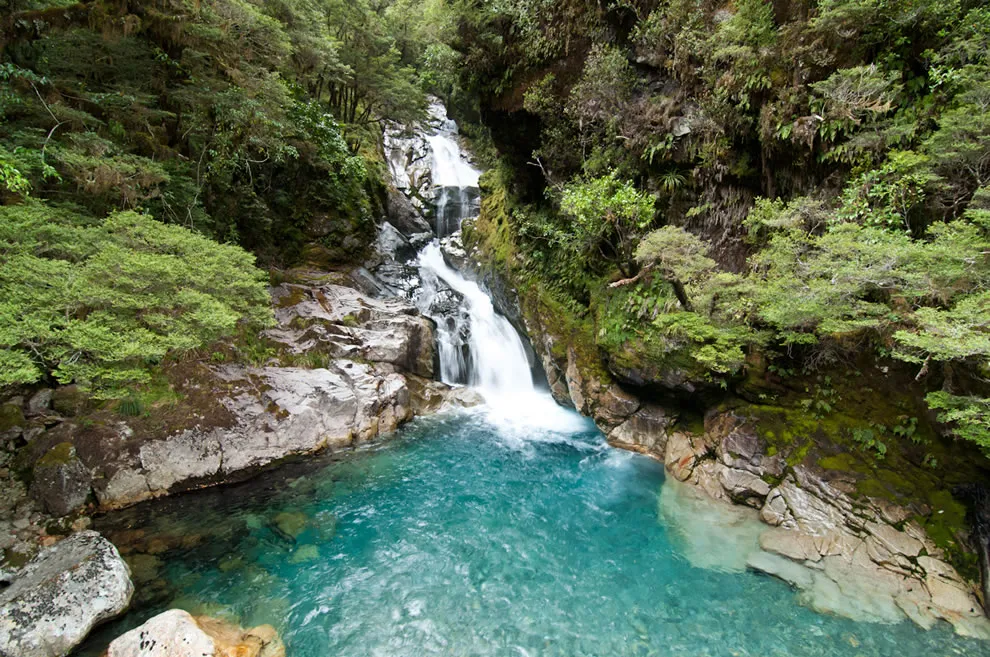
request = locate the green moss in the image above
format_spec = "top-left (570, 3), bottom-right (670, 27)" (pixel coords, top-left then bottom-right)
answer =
top-left (819, 453), bottom-right (861, 471)
top-left (0, 403), bottom-right (25, 432)
top-left (786, 439), bottom-right (813, 466)
top-left (276, 287), bottom-right (307, 309)
top-left (340, 313), bottom-right (360, 328)
top-left (36, 442), bottom-right (76, 468)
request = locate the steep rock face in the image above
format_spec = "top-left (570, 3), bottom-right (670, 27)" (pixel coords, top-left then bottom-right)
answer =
top-left (107, 609), bottom-right (285, 657)
top-left (0, 531), bottom-right (132, 657)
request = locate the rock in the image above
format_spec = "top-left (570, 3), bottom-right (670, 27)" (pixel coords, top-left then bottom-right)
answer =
top-left (273, 511), bottom-right (308, 540)
top-left (439, 231), bottom-right (469, 270)
top-left (0, 531), bottom-right (132, 657)
top-left (25, 389), bottom-right (53, 416)
top-left (719, 467), bottom-right (771, 505)
top-left (593, 384), bottom-right (640, 432)
top-left (0, 404), bottom-right (25, 434)
top-left (385, 187), bottom-right (432, 237)
top-left (51, 385), bottom-right (86, 417)
top-left (30, 442), bottom-right (92, 517)
top-left (759, 527), bottom-right (822, 562)
top-left (664, 431), bottom-right (702, 482)
top-left (107, 609), bottom-right (285, 657)
top-left (289, 544), bottom-right (320, 564)
top-left (375, 221), bottom-right (417, 262)
top-left (607, 404), bottom-right (672, 457)
top-left (269, 283), bottom-right (435, 378)
top-left (747, 550), bottom-right (815, 588)
top-left (92, 361), bottom-right (418, 509)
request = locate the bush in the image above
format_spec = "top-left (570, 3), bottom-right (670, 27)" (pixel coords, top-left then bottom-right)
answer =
top-left (0, 201), bottom-right (273, 396)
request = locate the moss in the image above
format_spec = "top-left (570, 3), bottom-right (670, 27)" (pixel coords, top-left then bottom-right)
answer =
top-left (0, 403), bottom-right (25, 432)
top-left (340, 313), bottom-right (360, 328)
top-left (36, 442), bottom-right (76, 468)
top-left (276, 286), bottom-right (307, 309)
top-left (786, 439), bottom-right (814, 466)
top-left (2, 549), bottom-right (30, 570)
top-left (819, 453), bottom-right (861, 472)
top-left (919, 489), bottom-right (976, 580)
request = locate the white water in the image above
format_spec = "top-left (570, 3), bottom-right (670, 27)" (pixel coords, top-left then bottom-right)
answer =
top-left (393, 101), bottom-right (586, 432)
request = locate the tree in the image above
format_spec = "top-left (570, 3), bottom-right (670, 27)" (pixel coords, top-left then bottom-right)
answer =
top-left (0, 201), bottom-right (273, 396)
top-left (633, 225), bottom-right (716, 311)
top-left (559, 173), bottom-right (655, 277)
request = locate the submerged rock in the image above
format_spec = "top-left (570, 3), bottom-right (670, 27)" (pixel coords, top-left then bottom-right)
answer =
top-left (0, 530), bottom-right (133, 657)
top-left (107, 609), bottom-right (285, 657)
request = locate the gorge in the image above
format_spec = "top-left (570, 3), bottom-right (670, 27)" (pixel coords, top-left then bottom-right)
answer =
top-left (3, 1), bottom-right (990, 656)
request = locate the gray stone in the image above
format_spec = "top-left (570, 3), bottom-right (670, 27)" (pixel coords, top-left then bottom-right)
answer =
top-left (25, 389), bottom-right (53, 416)
top-left (719, 467), bottom-right (771, 504)
top-left (30, 443), bottom-right (92, 517)
top-left (0, 531), bottom-right (133, 657)
top-left (385, 187), bottom-right (432, 237)
top-left (607, 404), bottom-right (672, 456)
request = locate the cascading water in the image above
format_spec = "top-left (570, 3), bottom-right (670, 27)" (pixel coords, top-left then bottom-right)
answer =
top-left (390, 101), bottom-right (579, 429)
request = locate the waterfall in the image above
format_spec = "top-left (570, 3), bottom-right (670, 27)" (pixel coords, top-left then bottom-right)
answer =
top-left (418, 243), bottom-right (534, 395)
top-left (390, 100), bottom-right (583, 428)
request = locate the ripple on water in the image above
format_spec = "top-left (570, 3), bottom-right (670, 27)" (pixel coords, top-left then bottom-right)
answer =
top-left (79, 410), bottom-right (990, 657)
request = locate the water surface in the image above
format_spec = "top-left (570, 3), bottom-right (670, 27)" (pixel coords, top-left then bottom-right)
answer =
top-left (80, 409), bottom-right (988, 657)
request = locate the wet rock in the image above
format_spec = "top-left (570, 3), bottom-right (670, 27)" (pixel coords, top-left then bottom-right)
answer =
top-left (30, 442), bottom-right (91, 517)
top-left (376, 221), bottom-right (419, 263)
top-left (289, 544), bottom-right (320, 564)
top-left (107, 609), bottom-right (285, 657)
top-left (385, 187), bottom-right (432, 237)
top-left (440, 231), bottom-right (468, 270)
top-left (0, 531), bottom-right (132, 657)
top-left (273, 511), bottom-right (308, 540)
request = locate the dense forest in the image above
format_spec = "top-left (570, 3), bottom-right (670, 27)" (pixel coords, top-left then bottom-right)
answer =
top-left (447, 0), bottom-right (990, 458)
top-left (0, 0), bottom-right (457, 396)
top-left (2, 0), bottom-right (990, 456)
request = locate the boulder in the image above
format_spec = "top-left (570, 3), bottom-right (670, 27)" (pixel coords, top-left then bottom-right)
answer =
top-left (51, 385), bottom-right (86, 417)
top-left (25, 389), bottom-right (53, 417)
top-left (30, 442), bottom-right (92, 516)
top-left (607, 404), bottom-right (672, 456)
top-left (0, 531), bottom-right (132, 657)
top-left (107, 609), bottom-right (285, 657)
top-left (385, 187), bottom-right (433, 238)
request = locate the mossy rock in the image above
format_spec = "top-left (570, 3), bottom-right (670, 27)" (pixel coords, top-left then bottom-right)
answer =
top-left (51, 385), bottom-right (87, 417)
top-left (0, 403), bottom-right (25, 433)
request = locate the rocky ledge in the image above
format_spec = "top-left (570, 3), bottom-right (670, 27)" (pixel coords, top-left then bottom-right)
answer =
top-left (10, 278), bottom-right (481, 516)
top-left (573, 373), bottom-right (989, 637)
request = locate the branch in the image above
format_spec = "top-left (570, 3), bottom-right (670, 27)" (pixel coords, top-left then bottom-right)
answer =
top-left (609, 265), bottom-right (653, 288)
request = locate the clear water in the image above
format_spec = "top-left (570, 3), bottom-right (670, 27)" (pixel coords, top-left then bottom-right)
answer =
top-left (79, 410), bottom-right (988, 657)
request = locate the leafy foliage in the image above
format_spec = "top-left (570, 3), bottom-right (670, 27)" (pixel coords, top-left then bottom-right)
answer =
top-left (0, 201), bottom-right (273, 396)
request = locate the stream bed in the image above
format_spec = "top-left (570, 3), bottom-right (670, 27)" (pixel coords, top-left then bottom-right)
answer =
top-left (77, 407), bottom-right (987, 657)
